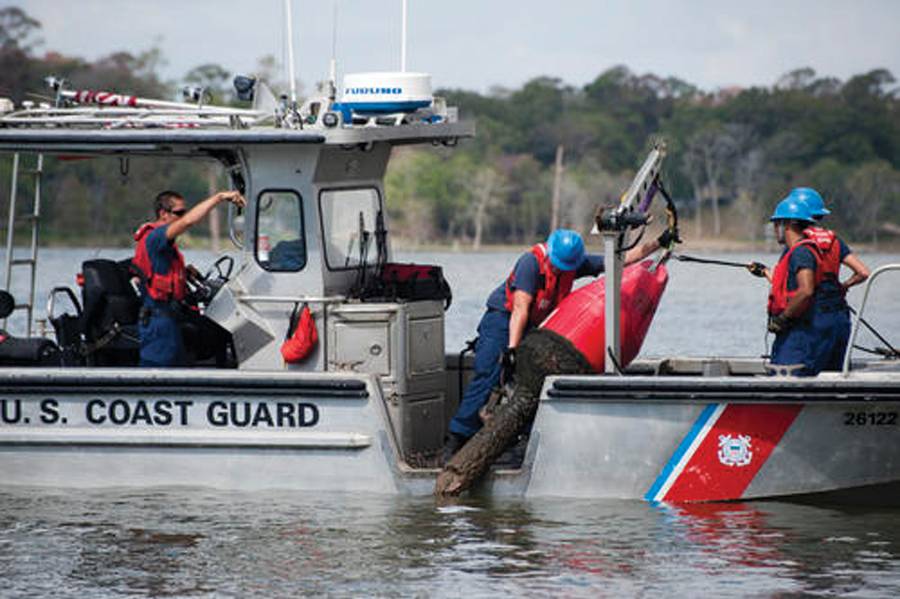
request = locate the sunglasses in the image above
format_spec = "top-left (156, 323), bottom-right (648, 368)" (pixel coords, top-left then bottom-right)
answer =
top-left (169, 208), bottom-right (187, 217)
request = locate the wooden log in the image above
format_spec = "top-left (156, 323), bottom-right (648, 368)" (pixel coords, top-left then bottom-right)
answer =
top-left (434, 329), bottom-right (594, 496)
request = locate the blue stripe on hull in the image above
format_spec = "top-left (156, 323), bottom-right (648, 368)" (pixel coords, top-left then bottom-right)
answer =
top-left (644, 403), bottom-right (718, 502)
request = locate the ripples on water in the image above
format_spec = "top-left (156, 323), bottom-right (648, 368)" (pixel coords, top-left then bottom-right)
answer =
top-left (2, 248), bottom-right (900, 596)
top-left (3, 489), bottom-right (900, 597)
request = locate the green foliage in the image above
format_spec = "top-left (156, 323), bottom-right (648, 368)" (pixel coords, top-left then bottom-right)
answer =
top-left (1, 6), bottom-right (898, 247)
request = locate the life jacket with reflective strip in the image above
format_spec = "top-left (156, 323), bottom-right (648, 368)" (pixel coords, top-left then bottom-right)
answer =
top-left (803, 226), bottom-right (841, 284)
top-left (133, 222), bottom-right (186, 302)
top-left (767, 238), bottom-right (823, 317)
top-left (504, 243), bottom-right (576, 326)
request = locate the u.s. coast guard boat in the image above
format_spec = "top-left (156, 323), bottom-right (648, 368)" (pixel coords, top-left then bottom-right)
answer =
top-left (0, 69), bottom-right (898, 503)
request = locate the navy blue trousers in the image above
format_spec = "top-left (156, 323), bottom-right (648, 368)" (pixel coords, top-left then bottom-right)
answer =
top-left (139, 312), bottom-right (185, 367)
top-left (771, 306), bottom-right (850, 376)
top-left (449, 309), bottom-right (510, 438)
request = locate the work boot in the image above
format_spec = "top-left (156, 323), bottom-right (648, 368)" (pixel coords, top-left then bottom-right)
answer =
top-left (442, 432), bottom-right (468, 464)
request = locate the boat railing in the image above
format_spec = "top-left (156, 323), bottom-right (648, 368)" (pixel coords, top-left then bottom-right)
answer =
top-left (842, 263), bottom-right (900, 376)
top-left (236, 295), bottom-right (347, 306)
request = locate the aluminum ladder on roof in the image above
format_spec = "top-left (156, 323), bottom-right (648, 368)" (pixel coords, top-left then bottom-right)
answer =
top-left (2, 152), bottom-right (43, 336)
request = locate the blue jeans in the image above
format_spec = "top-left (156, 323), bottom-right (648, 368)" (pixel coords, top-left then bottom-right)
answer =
top-left (139, 310), bottom-right (185, 367)
top-left (771, 305), bottom-right (850, 376)
top-left (449, 309), bottom-right (510, 438)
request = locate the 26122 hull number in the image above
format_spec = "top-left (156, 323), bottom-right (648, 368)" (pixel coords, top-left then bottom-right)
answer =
top-left (844, 411), bottom-right (898, 426)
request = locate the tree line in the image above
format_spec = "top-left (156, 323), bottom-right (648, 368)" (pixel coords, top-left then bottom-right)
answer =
top-left (393, 67), bottom-right (900, 247)
top-left (1, 6), bottom-right (899, 249)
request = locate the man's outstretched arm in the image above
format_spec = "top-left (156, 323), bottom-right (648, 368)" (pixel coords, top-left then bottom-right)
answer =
top-left (166, 191), bottom-right (246, 240)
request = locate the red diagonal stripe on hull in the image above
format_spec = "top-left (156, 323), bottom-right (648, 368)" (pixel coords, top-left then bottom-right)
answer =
top-left (664, 404), bottom-right (803, 502)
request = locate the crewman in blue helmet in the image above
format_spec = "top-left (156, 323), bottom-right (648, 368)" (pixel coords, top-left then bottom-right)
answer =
top-left (764, 194), bottom-right (850, 375)
top-left (748, 188), bottom-right (869, 374)
top-left (444, 227), bottom-right (673, 457)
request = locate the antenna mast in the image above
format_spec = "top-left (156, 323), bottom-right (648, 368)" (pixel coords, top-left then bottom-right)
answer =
top-left (400, 0), bottom-right (408, 72)
top-left (330, 0), bottom-right (338, 92)
top-left (284, 0), bottom-right (298, 105)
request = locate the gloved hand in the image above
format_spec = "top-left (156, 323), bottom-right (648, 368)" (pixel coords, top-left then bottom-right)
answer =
top-left (656, 227), bottom-right (682, 248)
top-left (500, 347), bottom-right (516, 385)
top-left (768, 314), bottom-right (792, 334)
top-left (747, 262), bottom-right (767, 278)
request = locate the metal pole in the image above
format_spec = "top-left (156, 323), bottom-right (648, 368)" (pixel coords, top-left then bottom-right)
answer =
top-left (26, 154), bottom-right (42, 336)
top-left (330, 0), bottom-right (338, 89)
top-left (842, 264), bottom-right (900, 376)
top-left (285, 0), bottom-right (298, 105)
top-left (4, 153), bottom-right (18, 290)
top-left (400, 0), bottom-right (408, 72)
top-left (602, 231), bottom-right (622, 374)
top-left (2, 153), bottom-right (18, 330)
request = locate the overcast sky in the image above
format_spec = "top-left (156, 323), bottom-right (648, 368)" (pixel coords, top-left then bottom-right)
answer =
top-left (8, 0), bottom-right (900, 94)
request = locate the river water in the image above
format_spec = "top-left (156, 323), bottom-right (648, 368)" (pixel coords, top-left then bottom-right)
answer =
top-left (2, 247), bottom-right (900, 597)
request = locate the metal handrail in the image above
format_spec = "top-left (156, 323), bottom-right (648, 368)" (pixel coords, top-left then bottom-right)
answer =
top-left (46, 286), bottom-right (82, 319)
top-left (236, 294), bottom-right (346, 305)
top-left (842, 263), bottom-right (900, 376)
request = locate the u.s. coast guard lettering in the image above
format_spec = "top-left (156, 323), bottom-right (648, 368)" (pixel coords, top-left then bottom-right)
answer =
top-left (0, 398), bottom-right (319, 428)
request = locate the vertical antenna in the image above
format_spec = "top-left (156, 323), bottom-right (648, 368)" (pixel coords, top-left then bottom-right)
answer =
top-left (400, 0), bottom-right (408, 72)
top-left (284, 0), bottom-right (298, 105)
top-left (329, 0), bottom-right (338, 92)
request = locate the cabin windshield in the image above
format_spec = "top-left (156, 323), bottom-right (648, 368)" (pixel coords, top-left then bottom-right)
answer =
top-left (319, 188), bottom-right (382, 270)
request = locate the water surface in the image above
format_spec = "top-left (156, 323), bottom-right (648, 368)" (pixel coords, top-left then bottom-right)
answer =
top-left (4, 488), bottom-right (900, 597)
top-left (2, 248), bottom-right (900, 597)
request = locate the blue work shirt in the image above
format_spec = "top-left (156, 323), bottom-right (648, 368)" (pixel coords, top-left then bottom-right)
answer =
top-left (784, 245), bottom-right (817, 292)
top-left (137, 223), bottom-right (185, 367)
top-left (785, 239), bottom-right (851, 309)
top-left (817, 237), bottom-right (851, 304)
top-left (485, 252), bottom-right (605, 312)
top-left (141, 224), bottom-right (179, 308)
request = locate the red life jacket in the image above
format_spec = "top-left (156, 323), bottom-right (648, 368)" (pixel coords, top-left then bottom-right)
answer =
top-left (767, 238), bottom-right (823, 317)
top-left (133, 222), bottom-right (186, 302)
top-left (281, 303), bottom-right (318, 363)
top-left (803, 226), bottom-right (841, 283)
top-left (504, 243), bottom-right (576, 326)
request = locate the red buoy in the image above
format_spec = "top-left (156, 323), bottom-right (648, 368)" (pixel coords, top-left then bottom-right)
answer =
top-left (540, 259), bottom-right (668, 371)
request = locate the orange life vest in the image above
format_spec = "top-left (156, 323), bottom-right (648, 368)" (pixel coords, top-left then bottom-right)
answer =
top-left (281, 303), bottom-right (318, 363)
top-left (504, 243), bottom-right (576, 326)
top-left (133, 222), bottom-right (187, 302)
top-left (803, 226), bottom-right (841, 284)
top-left (767, 238), bottom-right (823, 317)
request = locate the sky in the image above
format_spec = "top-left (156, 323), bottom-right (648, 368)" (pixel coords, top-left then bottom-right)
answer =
top-left (7, 0), bottom-right (900, 94)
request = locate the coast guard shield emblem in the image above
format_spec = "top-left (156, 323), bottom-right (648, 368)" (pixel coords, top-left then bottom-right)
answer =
top-left (717, 434), bottom-right (753, 467)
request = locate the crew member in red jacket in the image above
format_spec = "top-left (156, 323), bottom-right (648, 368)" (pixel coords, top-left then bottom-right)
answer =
top-left (133, 189), bottom-right (245, 366)
top-left (747, 187), bottom-right (869, 374)
top-left (444, 228), bottom-right (671, 457)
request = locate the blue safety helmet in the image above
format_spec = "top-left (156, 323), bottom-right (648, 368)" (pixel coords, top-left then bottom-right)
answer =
top-left (790, 187), bottom-right (830, 217)
top-left (547, 229), bottom-right (585, 271)
top-left (769, 196), bottom-right (815, 223)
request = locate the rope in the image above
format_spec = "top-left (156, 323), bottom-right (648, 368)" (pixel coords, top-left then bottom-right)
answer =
top-left (671, 254), bottom-right (749, 269)
top-left (848, 306), bottom-right (899, 357)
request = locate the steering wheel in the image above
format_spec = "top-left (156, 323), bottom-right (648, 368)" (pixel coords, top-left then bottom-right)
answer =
top-left (186, 256), bottom-right (236, 306)
top-left (203, 255), bottom-right (235, 284)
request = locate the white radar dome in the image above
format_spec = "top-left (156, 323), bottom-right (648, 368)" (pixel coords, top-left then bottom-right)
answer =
top-left (338, 72), bottom-right (432, 116)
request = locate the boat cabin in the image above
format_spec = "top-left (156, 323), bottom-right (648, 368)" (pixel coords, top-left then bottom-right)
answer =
top-left (0, 74), bottom-right (473, 462)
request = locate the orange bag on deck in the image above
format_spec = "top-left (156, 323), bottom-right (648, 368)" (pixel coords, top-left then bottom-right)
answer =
top-left (281, 303), bottom-right (318, 363)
